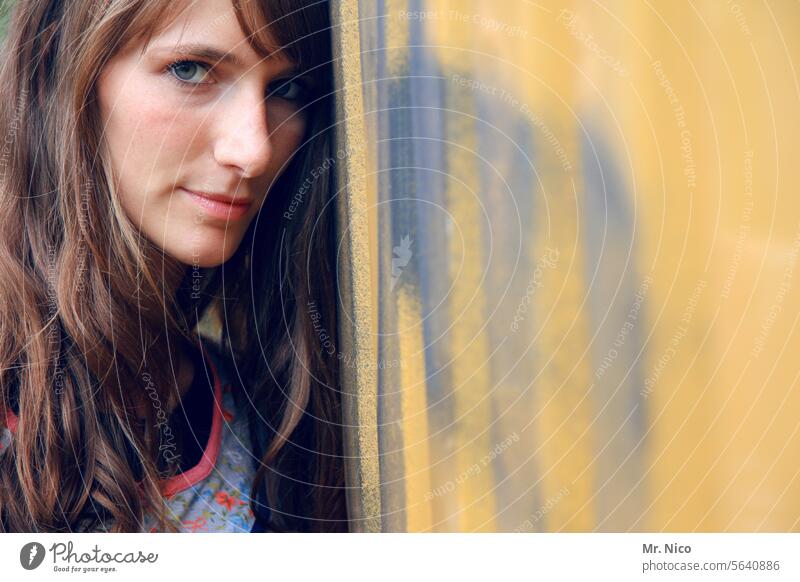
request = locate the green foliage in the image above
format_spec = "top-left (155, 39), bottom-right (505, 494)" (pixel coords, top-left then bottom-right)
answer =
top-left (0, 0), bottom-right (13, 40)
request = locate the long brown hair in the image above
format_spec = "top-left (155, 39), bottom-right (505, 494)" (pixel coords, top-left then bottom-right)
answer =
top-left (0, 0), bottom-right (347, 532)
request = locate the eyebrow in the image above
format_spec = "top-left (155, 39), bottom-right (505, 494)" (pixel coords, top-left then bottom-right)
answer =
top-left (153, 43), bottom-right (300, 75)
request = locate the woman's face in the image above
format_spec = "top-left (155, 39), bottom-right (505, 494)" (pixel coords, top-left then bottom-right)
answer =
top-left (97, 0), bottom-right (310, 268)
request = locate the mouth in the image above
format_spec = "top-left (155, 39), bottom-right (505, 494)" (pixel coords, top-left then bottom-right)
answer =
top-left (180, 188), bottom-right (253, 221)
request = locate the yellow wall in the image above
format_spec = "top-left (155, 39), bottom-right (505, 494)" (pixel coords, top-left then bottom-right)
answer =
top-left (335, 0), bottom-right (800, 531)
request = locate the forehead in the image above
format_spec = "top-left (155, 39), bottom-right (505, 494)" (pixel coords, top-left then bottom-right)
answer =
top-left (143, 0), bottom-right (290, 67)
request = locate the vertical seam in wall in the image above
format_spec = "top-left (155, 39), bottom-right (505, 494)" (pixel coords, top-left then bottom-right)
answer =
top-left (330, 0), bottom-right (382, 532)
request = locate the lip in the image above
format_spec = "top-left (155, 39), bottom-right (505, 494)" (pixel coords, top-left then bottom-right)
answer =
top-left (181, 188), bottom-right (253, 221)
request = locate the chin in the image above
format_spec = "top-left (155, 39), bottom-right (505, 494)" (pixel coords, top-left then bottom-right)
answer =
top-left (169, 238), bottom-right (241, 269)
top-left (189, 252), bottom-right (234, 268)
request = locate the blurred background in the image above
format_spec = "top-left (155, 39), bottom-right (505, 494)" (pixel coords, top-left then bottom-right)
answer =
top-left (331, 0), bottom-right (800, 532)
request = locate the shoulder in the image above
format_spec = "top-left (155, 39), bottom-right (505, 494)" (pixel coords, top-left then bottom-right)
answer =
top-left (1, 396), bottom-right (17, 458)
top-left (0, 427), bottom-right (10, 457)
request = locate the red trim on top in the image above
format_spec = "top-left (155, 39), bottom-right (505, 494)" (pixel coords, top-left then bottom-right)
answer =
top-left (161, 344), bottom-right (225, 498)
top-left (3, 401), bottom-right (18, 433)
top-left (0, 403), bottom-right (19, 433)
top-left (3, 344), bottom-right (227, 500)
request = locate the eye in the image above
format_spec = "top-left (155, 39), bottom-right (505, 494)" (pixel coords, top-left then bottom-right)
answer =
top-left (167, 60), bottom-right (213, 85)
top-left (268, 78), bottom-right (310, 102)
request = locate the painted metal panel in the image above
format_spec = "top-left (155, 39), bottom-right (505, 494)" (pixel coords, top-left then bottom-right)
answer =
top-left (333, 0), bottom-right (800, 532)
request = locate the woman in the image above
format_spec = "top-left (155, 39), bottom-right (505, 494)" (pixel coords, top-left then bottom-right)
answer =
top-left (0, 0), bottom-right (347, 532)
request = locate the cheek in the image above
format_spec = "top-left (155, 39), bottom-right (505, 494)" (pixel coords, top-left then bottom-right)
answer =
top-left (99, 77), bottom-right (208, 225)
top-left (104, 96), bottom-right (202, 186)
top-left (99, 66), bottom-right (198, 175)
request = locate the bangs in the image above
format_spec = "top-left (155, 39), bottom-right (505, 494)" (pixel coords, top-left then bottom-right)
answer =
top-left (103, 1), bottom-right (331, 85)
top-left (110, 2), bottom-right (190, 52)
top-left (231, 0), bottom-right (331, 78)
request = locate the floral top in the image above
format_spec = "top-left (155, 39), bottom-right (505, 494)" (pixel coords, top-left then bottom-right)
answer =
top-left (1, 344), bottom-right (257, 533)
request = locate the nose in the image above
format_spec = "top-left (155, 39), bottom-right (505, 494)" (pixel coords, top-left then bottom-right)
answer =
top-left (213, 90), bottom-right (272, 179)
